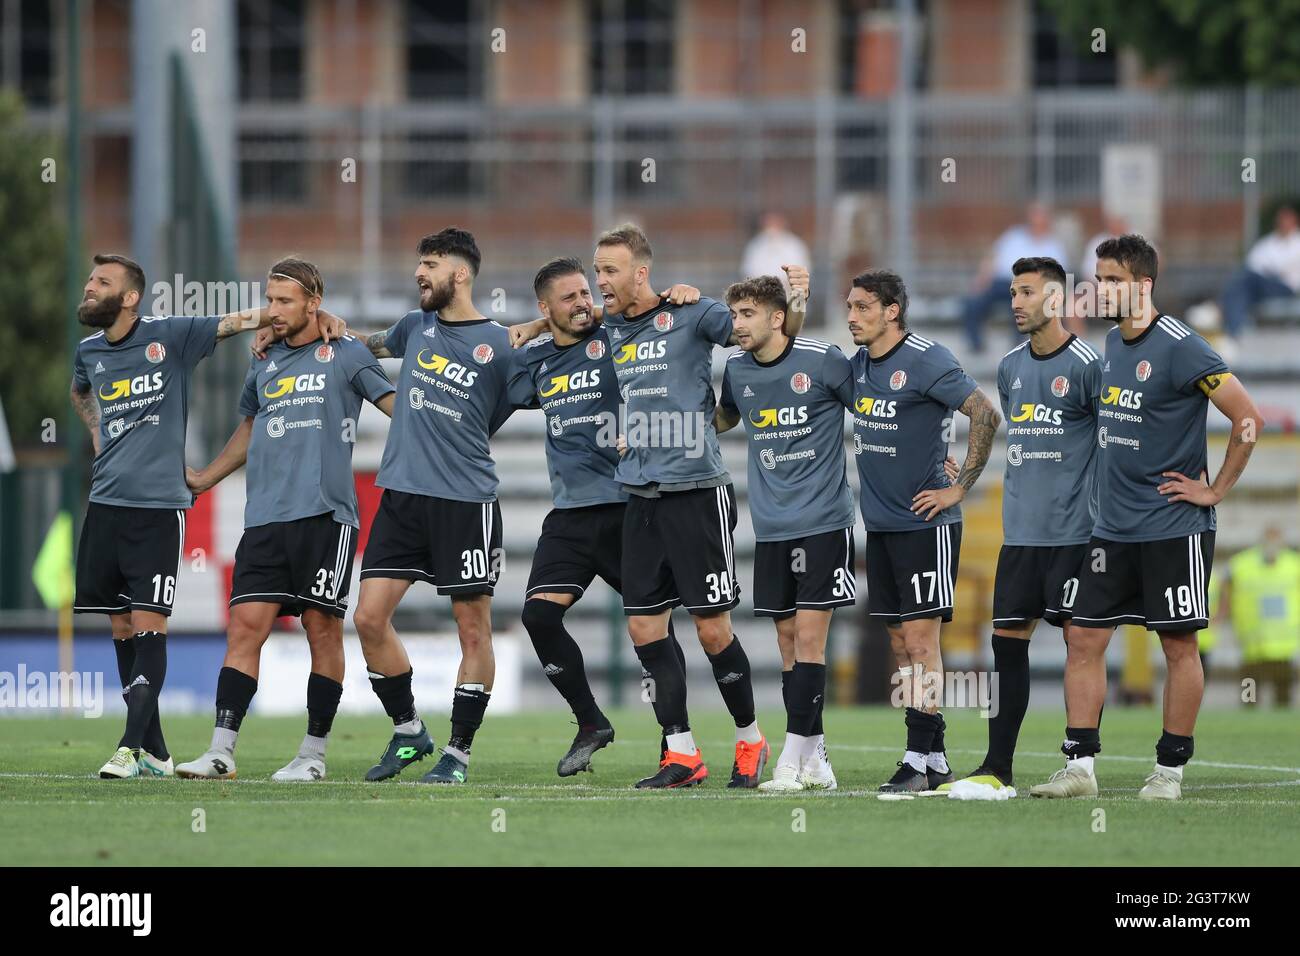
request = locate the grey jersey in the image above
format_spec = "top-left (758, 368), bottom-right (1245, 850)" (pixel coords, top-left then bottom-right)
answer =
top-left (1093, 315), bottom-right (1229, 543)
top-left (72, 314), bottom-right (220, 509)
top-left (506, 327), bottom-right (626, 509)
top-left (239, 336), bottom-right (394, 529)
top-left (720, 337), bottom-right (856, 541)
top-left (849, 333), bottom-right (979, 532)
top-left (602, 296), bottom-right (732, 491)
top-left (375, 312), bottom-right (515, 503)
top-left (997, 334), bottom-right (1103, 546)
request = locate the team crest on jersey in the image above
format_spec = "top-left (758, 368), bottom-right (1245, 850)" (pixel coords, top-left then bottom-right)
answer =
top-left (473, 344), bottom-right (495, 364)
top-left (315, 344), bottom-right (334, 363)
top-left (586, 338), bottom-right (606, 360)
top-left (1136, 360), bottom-right (1152, 382)
top-left (790, 372), bottom-right (811, 394)
top-left (1051, 375), bottom-right (1069, 397)
top-left (145, 342), bottom-right (166, 364)
top-left (889, 370), bottom-right (907, 391)
top-left (654, 313), bottom-right (673, 333)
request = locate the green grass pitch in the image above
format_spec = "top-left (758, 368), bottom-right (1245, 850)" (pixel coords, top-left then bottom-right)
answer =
top-left (2, 706), bottom-right (1297, 866)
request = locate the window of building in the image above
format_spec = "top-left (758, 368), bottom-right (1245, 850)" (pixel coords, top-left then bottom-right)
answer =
top-left (237, 0), bottom-right (305, 102)
top-left (1031, 0), bottom-right (1117, 88)
top-left (0, 0), bottom-right (56, 106)
top-left (589, 0), bottom-right (675, 97)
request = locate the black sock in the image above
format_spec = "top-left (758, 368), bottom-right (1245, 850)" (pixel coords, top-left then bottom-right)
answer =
top-left (215, 666), bottom-right (258, 731)
top-left (369, 669), bottom-right (417, 726)
top-left (786, 662), bottom-right (826, 737)
top-left (1156, 729), bottom-right (1194, 768)
top-left (781, 669), bottom-right (792, 732)
top-left (522, 599), bottom-right (604, 728)
top-left (121, 632), bottom-right (166, 750)
top-left (931, 710), bottom-right (947, 756)
top-left (448, 684), bottom-right (490, 754)
top-left (1063, 726), bottom-right (1101, 759)
top-left (985, 634), bottom-right (1030, 776)
top-left (306, 672), bottom-right (344, 738)
top-left (904, 707), bottom-right (940, 754)
top-left (634, 635), bottom-right (689, 734)
top-left (811, 682), bottom-right (825, 736)
top-left (113, 637), bottom-right (135, 749)
top-left (706, 636), bottom-right (756, 728)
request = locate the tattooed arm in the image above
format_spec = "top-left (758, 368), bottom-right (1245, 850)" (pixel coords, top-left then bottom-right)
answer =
top-left (216, 308), bottom-right (268, 340)
top-left (364, 331), bottom-right (393, 359)
top-left (953, 387), bottom-right (1000, 493)
top-left (70, 382), bottom-right (101, 456)
top-left (1159, 374), bottom-right (1262, 506)
top-left (911, 387), bottom-right (1001, 521)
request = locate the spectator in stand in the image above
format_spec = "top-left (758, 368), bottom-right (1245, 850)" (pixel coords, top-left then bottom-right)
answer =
top-left (1220, 203), bottom-right (1300, 341)
top-left (1073, 213), bottom-right (1131, 336)
top-left (961, 201), bottom-right (1069, 352)
top-left (742, 212), bottom-right (810, 296)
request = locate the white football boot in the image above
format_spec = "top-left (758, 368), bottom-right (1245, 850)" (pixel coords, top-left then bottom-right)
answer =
top-left (801, 743), bottom-right (838, 791)
top-left (176, 750), bottom-right (237, 780)
top-left (1138, 767), bottom-right (1182, 800)
top-left (758, 763), bottom-right (805, 792)
top-left (1029, 761), bottom-right (1098, 798)
top-left (138, 751), bottom-right (174, 777)
top-left (272, 754), bottom-right (327, 782)
top-left (98, 746), bottom-right (139, 779)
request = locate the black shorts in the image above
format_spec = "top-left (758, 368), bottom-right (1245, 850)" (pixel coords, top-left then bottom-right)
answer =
top-left (230, 512), bottom-right (358, 619)
top-left (865, 523), bottom-right (962, 624)
top-left (622, 484), bottom-right (739, 616)
top-left (753, 527), bottom-right (857, 619)
top-left (73, 502), bottom-right (186, 617)
top-left (992, 543), bottom-right (1089, 628)
top-left (360, 489), bottom-right (503, 596)
top-left (1070, 532), bottom-right (1215, 632)
top-left (526, 502), bottom-right (625, 599)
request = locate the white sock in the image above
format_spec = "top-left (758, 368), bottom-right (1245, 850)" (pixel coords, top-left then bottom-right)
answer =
top-left (395, 717), bottom-right (423, 736)
top-left (904, 750), bottom-right (927, 773)
top-left (1156, 762), bottom-right (1184, 779)
top-left (444, 744), bottom-right (470, 764)
top-left (211, 727), bottom-right (238, 755)
top-left (779, 733), bottom-right (809, 769)
top-left (735, 720), bottom-right (762, 745)
top-left (926, 751), bottom-right (950, 774)
top-left (300, 733), bottom-right (327, 759)
top-left (666, 730), bottom-right (697, 755)
top-left (1070, 755), bottom-right (1095, 774)
top-left (810, 734), bottom-right (828, 763)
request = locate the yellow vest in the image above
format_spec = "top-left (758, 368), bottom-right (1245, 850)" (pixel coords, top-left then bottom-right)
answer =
top-left (1229, 548), bottom-right (1300, 662)
top-left (1198, 573), bottom-right (1221, 652)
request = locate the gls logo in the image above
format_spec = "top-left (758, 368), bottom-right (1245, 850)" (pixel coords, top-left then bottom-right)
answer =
top-left (264, 374), bottom-right (326, 398)
top-left (854, 396), bottom-right (897, 417)
top-left (1010, 403), bottom-right (1063, 425)
top-left (1101, 386), bottom-right (1143, 409)
top-left (748, 406), bottom-right (808, 428)
top-left (416, 350), bottom-right (479, 387)
top-left (539, 369), bottom-right (602, 397)
top-left (98, 372), bottom-right (162, 401)
top-left (613, 340), bottom-right (667, 364)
